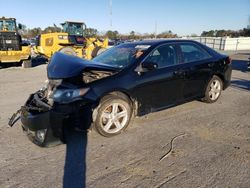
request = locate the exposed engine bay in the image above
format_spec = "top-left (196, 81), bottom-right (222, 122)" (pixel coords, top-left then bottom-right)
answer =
top-left (82, 70), bottom-right (114, 84)
top-left (8, 52), bottom-right (122, 146)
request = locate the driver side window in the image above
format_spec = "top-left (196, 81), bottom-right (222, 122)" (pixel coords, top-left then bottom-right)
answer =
top-left (146, 44), bottom-right (178, 69)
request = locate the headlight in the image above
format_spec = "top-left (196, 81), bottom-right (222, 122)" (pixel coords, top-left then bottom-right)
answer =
top-left (40, 79), bottom-right (49, 91)
top-left (52, 88), bottom-right (89, 103)
top-left (40, 79), bottom-right (62, 91)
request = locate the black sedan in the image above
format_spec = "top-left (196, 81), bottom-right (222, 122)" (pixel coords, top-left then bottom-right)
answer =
top-left (10, 39), bottom-right (232, 146)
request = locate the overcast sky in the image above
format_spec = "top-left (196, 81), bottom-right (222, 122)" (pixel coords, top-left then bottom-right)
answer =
top-left (0, 0), bottom-right (249, 36)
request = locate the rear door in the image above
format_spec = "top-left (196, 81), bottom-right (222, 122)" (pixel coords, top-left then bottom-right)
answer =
top-left (177, 42), bottom-right (213, 99)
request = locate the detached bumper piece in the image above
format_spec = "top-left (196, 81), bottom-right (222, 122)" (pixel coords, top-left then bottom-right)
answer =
top-left (21, 108), bottom-right (67, 147)
top-left (18, 91), bottom-right (93, 147)
top-left (20, 93), bottom-right (68, 147)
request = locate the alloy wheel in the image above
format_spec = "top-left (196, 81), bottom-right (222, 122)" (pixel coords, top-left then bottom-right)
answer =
top-left (100, 102), bottom-right (128, 134)
top-left (209, 79), bottom-right (221, 101)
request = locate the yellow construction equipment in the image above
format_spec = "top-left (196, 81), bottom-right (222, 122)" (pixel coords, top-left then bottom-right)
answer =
top-left (0, 17), bottom-right (31, 67)
top-left (35, 21), bottom-right (108, 60)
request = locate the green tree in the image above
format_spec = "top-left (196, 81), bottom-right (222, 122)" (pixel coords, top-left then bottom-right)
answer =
top-left (105, 30), bottom-right (119, 40)
top-left (157, 30), bottom-right (177, 38)
top-left (242, 28), bottom-right (250, 36)
top-left (128, 31), bottom-right (136, 39)
top-left (190, 33), bottom-right (198, 37)
top-left (29, 27), bottom-right (42, 38)
top-left (84, 28), bottom-right (98, 37)
top-left (43, 26), bottom-right (61, 34)
top-left (201, 30), bottom-right (216, 37)
top-left (215, 30), bottom-right (227, 37)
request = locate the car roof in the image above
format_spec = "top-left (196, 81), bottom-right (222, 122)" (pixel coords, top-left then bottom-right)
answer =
top-left (125, 39), bottom-right (199, 46)
top-left (120, 39), bottom-right (220, 58)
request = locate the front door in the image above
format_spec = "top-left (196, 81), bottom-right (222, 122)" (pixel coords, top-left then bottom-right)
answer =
top-left (131, 44), bottom-right (185, 114)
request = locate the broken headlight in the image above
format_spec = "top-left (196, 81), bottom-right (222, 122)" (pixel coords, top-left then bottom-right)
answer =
top-left (52, 88), bottom-right (89, 104)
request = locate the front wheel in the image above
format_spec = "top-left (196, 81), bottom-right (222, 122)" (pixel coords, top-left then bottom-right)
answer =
top-left (94, 95), bottom-right (132, 137)
top-left (203, 75), bottom-right (223, 103)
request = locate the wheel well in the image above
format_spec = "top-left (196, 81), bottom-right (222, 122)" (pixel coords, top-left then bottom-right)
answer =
top-left (104, 91), bottom-right (138, 115)
top-left (214, 74), bottom-right (225, 89)
top-left (108, 91), bottom-right (131, 102)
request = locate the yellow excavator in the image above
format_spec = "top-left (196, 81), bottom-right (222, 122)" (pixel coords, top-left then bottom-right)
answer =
top-left (0, 17), bottom-right (31, 67)
top-left (35, 21), bottom-right (108, 60)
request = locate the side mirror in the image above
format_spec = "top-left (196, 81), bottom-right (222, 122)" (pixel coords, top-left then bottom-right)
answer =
top-left (141, 61), bottom-right (158, 71)
top-left (18, 23), bottom-right (22, 30)
top-left (135, 61), bottom-right (158, 73)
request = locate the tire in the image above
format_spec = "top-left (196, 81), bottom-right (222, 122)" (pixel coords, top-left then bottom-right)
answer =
top-left (203, 75), bottom-right (223, 103)
top-left (59, 47), bottom-right (77, 56)
top-left (94, 95), bottom-right (132, 137)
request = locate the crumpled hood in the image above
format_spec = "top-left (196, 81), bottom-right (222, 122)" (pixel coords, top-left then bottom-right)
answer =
top-left (47, 52), bottom-right (118, 79)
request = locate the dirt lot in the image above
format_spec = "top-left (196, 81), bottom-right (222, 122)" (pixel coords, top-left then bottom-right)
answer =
top-left (0, 53), bottom-right (250, 188)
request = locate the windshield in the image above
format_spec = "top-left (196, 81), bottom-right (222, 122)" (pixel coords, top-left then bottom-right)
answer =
top-left (63, 23), bottom-right (83, 36)
top-left (0, 20), bottom-right (16, 31)
top-left (92, 44), bottom-right (150, 68)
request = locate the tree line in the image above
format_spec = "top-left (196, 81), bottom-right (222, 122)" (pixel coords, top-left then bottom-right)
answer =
top-left (201, 28), bottom-right (250, 37)
top-left (104, 30), bottom-right (177, 40)
top-left (201, 16), bottom-right (250, 37)
top-left (18, 24), bottom-right (177, 40)
top-left (19, 24), bottom-right (250, 39)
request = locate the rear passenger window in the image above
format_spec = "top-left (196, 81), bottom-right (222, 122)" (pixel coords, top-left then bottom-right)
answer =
top-left (180, 43), bottom-right (211, 63)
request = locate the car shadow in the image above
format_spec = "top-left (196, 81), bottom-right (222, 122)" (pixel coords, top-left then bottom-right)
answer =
top-left (231, 78), bottom-right (250, 91)
top-left (31, 56), bottom-right (48, 67)
top-left (232, 60), bottom-right (249, 73)
top-left (63, 129), bottom-right (88, 188)
top-left (0, 57), bottom-right (47, 69)
top-left (237, 53), bottom-right (250, 56)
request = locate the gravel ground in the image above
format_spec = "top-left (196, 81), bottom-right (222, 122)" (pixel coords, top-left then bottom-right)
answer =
top-left (0, 53), bottom-right (249, 188)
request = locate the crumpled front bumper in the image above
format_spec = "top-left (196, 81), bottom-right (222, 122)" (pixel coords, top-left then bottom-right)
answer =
top-left (20, 92), bottom-right (93, 147)
top-left (21, 107), bottom-right (68, 147)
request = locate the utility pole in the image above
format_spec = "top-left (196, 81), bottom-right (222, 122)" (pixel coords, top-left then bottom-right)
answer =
top-left (109, 0), bottom-right (112, 29)
top-left (248, 16), bottom-right (250, 29)
top-left (154, 21), bottom-right (157, 39)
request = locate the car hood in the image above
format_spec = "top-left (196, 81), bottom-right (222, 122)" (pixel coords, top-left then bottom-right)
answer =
top-left (47, 52), bottom-right (119, 79)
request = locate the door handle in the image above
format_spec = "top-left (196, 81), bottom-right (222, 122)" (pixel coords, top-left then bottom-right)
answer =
top-left (173, 70), bottom-right (186, 76)
top-left (208, 63), bottom-right (213, 67)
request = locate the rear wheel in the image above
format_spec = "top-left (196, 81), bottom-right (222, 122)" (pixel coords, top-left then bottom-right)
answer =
top-left (94, 95), bottom-right (132, 137)
top-left (203, 75), bottom-right (223, 103)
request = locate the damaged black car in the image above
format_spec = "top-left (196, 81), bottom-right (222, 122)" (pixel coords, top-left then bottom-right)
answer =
top-left (9, 40), bottom-right (232, 146)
